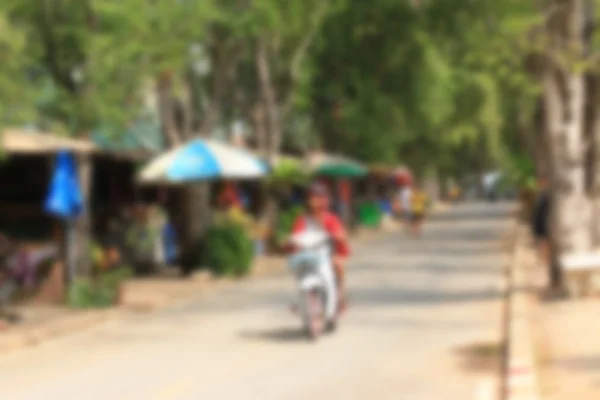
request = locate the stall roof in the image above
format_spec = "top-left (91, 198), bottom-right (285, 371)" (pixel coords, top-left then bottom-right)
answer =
top-left (307, 152), bottom-right (368, 178)
top-left (368, 163), bottom-right (396, 175)
top-left (2, 129), bottom-right (96, 154)
top-left (91, 118), bottom-right (164, 158)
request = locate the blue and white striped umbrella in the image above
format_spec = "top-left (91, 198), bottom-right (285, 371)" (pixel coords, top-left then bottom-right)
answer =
top-left (138, 138), bottom-right (268, 183)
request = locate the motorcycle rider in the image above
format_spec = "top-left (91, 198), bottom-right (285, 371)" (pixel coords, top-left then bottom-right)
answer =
top-left (291, 181), bottom-right (350, 311)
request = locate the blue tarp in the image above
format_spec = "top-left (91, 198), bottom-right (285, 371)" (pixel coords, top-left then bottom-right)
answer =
top-left (44, 151), bottom-right (83, 219)
top-left (378, 199), bottom-right (393, 215)
top-left (162, 223), bottom-right (178, 265)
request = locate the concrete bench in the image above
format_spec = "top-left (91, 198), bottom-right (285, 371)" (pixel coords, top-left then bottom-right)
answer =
top-left (562, 252), bottom-right (600, 297)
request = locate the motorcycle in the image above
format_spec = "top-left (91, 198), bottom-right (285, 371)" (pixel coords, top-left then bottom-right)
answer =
top-left (288, 230), bottom-right (338, 340)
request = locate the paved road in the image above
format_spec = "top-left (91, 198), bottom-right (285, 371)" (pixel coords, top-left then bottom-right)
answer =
top-left (0, 203), bottom-right (512, 400)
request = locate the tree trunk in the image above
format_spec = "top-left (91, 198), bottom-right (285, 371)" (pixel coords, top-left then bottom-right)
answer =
top-left (439, 176), bottom-right (450, 201)
top-left (591, 74), bottom-right (600, 246)
top-left (182, 71), bottom-right (195, 139)
top-left (75, 154), bottom-right (92, 278)
top-left (256, 40), bottom-right (284, 233)
top-left (253, 101), bottom-right (268, 158)
top-left (535, 97), bottom-right (550, 178)
top-left (180, 89), bottom-right (212, 266)
top-left (182, 184), bottom-right (211, 240)
top-left (544, 0), bottom-right (591, 257)
top-left (157, 72), bottom-right (181, 147)
top-left (256, 39), bottom-right (282, 165)
top-left (545, 71), bottom-right (591, 253)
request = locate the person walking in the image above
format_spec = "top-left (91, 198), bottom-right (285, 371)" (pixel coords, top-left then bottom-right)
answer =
top-left (410, 183), bottom-right (428, 237)
top-left (395, 183), bottom-right (413, 228)
top-left (532, 176), bottom-right (550, 268)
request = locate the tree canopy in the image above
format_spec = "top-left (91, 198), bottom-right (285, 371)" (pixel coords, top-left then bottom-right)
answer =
top-left (0, 0), bottom-right (550, 183)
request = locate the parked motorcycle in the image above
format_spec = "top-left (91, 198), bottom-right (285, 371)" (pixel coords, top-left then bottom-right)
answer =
top-left (288, 230), bottom-right (338, 340)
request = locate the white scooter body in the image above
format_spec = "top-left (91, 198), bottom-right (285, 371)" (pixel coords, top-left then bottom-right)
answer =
top-left (288, 231), bottom-right (337, 329)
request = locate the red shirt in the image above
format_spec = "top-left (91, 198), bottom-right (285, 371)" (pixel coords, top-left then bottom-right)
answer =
top-left (292, 212), bottom-right (350, 257)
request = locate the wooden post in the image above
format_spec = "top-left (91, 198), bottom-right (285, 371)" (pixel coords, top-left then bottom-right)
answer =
top-left (338, 179), bottom-right (352, 230)
top-left (75, 153), bottom-right (93, 277)
top-left (182, 182), bottom-right (211, 248)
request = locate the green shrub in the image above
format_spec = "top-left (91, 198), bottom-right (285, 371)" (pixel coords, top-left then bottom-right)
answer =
top-left (66, 266), bottom-right (133, 309)
top-left (200, 221), bottom-right (254, 277)
top-left (67, 278), bottom-right (114, 309)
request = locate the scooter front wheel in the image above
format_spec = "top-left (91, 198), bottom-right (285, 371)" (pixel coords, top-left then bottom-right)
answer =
top-left (325, 318), bottom-right (337, 334)
top-left (304, 290), bottom-right (324, 340)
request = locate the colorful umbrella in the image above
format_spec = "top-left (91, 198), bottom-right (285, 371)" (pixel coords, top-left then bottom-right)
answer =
top-left (308, 153), bottom-right (367, 178)
top-left (138, 138), bottom-right (268, 184)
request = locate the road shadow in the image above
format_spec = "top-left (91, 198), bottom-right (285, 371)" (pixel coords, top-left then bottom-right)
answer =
top-left (454, 340), bottom-right (504, 373)
top-left (429, 204), bottom-right (514, 223)
top-left (239, 326), bottom-right (309, 343)
top-left (392, 245), bottom-right (500, 257)
top-left (422, 228), bottom-right (503, 243)
top-left (382, 261), bottom-right (504, 276)
top-left (167, 281), bottom-right (504, 316)
top-left (555, 355), bottom-right (600, 371)
top-left (348, 287), bottom-right (504, 308)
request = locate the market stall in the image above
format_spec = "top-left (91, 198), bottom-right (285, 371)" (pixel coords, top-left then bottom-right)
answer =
top-left (0, 129), bottom-right (96, 308)
top-left (307, 153), bottom-right (368, 230)
top-left (353, 164), bottom-right (396, 228)
top-left (138, 138), bottom-right (268, 276)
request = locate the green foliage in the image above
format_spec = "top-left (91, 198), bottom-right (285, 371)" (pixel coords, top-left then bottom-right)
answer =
top-left (67, 278), bottom-right (113, 309)
top-left (0, 6), bottom-right (37, 126)
top-left (307, 0), bottom-right (542, 180)
top-left (269, 159), bottom-right (311, 186)
top-left (67, 267), bottom-right (133, 309)
top-left (68, 239), bottom-right (133, 309)
top-left (4, 0), bottom-right (217, 135)
top-left (200, 221), bottom-right (254, 277)
top-left (2, 0), bottom-right (547, 189)
top-left (505, 153), bottom-right (536, 190)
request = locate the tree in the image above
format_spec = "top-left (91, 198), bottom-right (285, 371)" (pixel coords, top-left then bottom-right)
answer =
top-left (0, 7), bottom-right (36, 127)
top-left (5, 0), bottom-right (137, 277)
top-left (238, 0), bottom-right (337, 161)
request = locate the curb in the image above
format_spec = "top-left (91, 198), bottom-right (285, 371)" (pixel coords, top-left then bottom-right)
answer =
top-left (503, 225), bottom-right (540, 400)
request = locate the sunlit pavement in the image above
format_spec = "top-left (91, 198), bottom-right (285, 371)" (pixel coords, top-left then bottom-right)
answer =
top-left (0, 203), bottom-right (512, 400)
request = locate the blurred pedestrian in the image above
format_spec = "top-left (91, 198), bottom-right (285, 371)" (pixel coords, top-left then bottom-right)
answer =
top-left (532, 176), bottom-right (550, 267)
top-left (410, 183), bottom-right (428, 237)
top-left (449, 185), bottom-right (460, 203)
top-left (149, 203), bottom-right (168, 266)
top-left (395, 183), bottom-right (413, 225)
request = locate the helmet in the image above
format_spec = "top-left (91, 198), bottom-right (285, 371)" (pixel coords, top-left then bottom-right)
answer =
top-left (307, 181), bottom-right (329, 197)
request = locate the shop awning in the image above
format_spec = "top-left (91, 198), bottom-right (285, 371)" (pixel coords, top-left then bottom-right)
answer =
top-left (2, 129), bottom-right (96, 154)
top-left (308, 153), bottom-right (367, 178)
